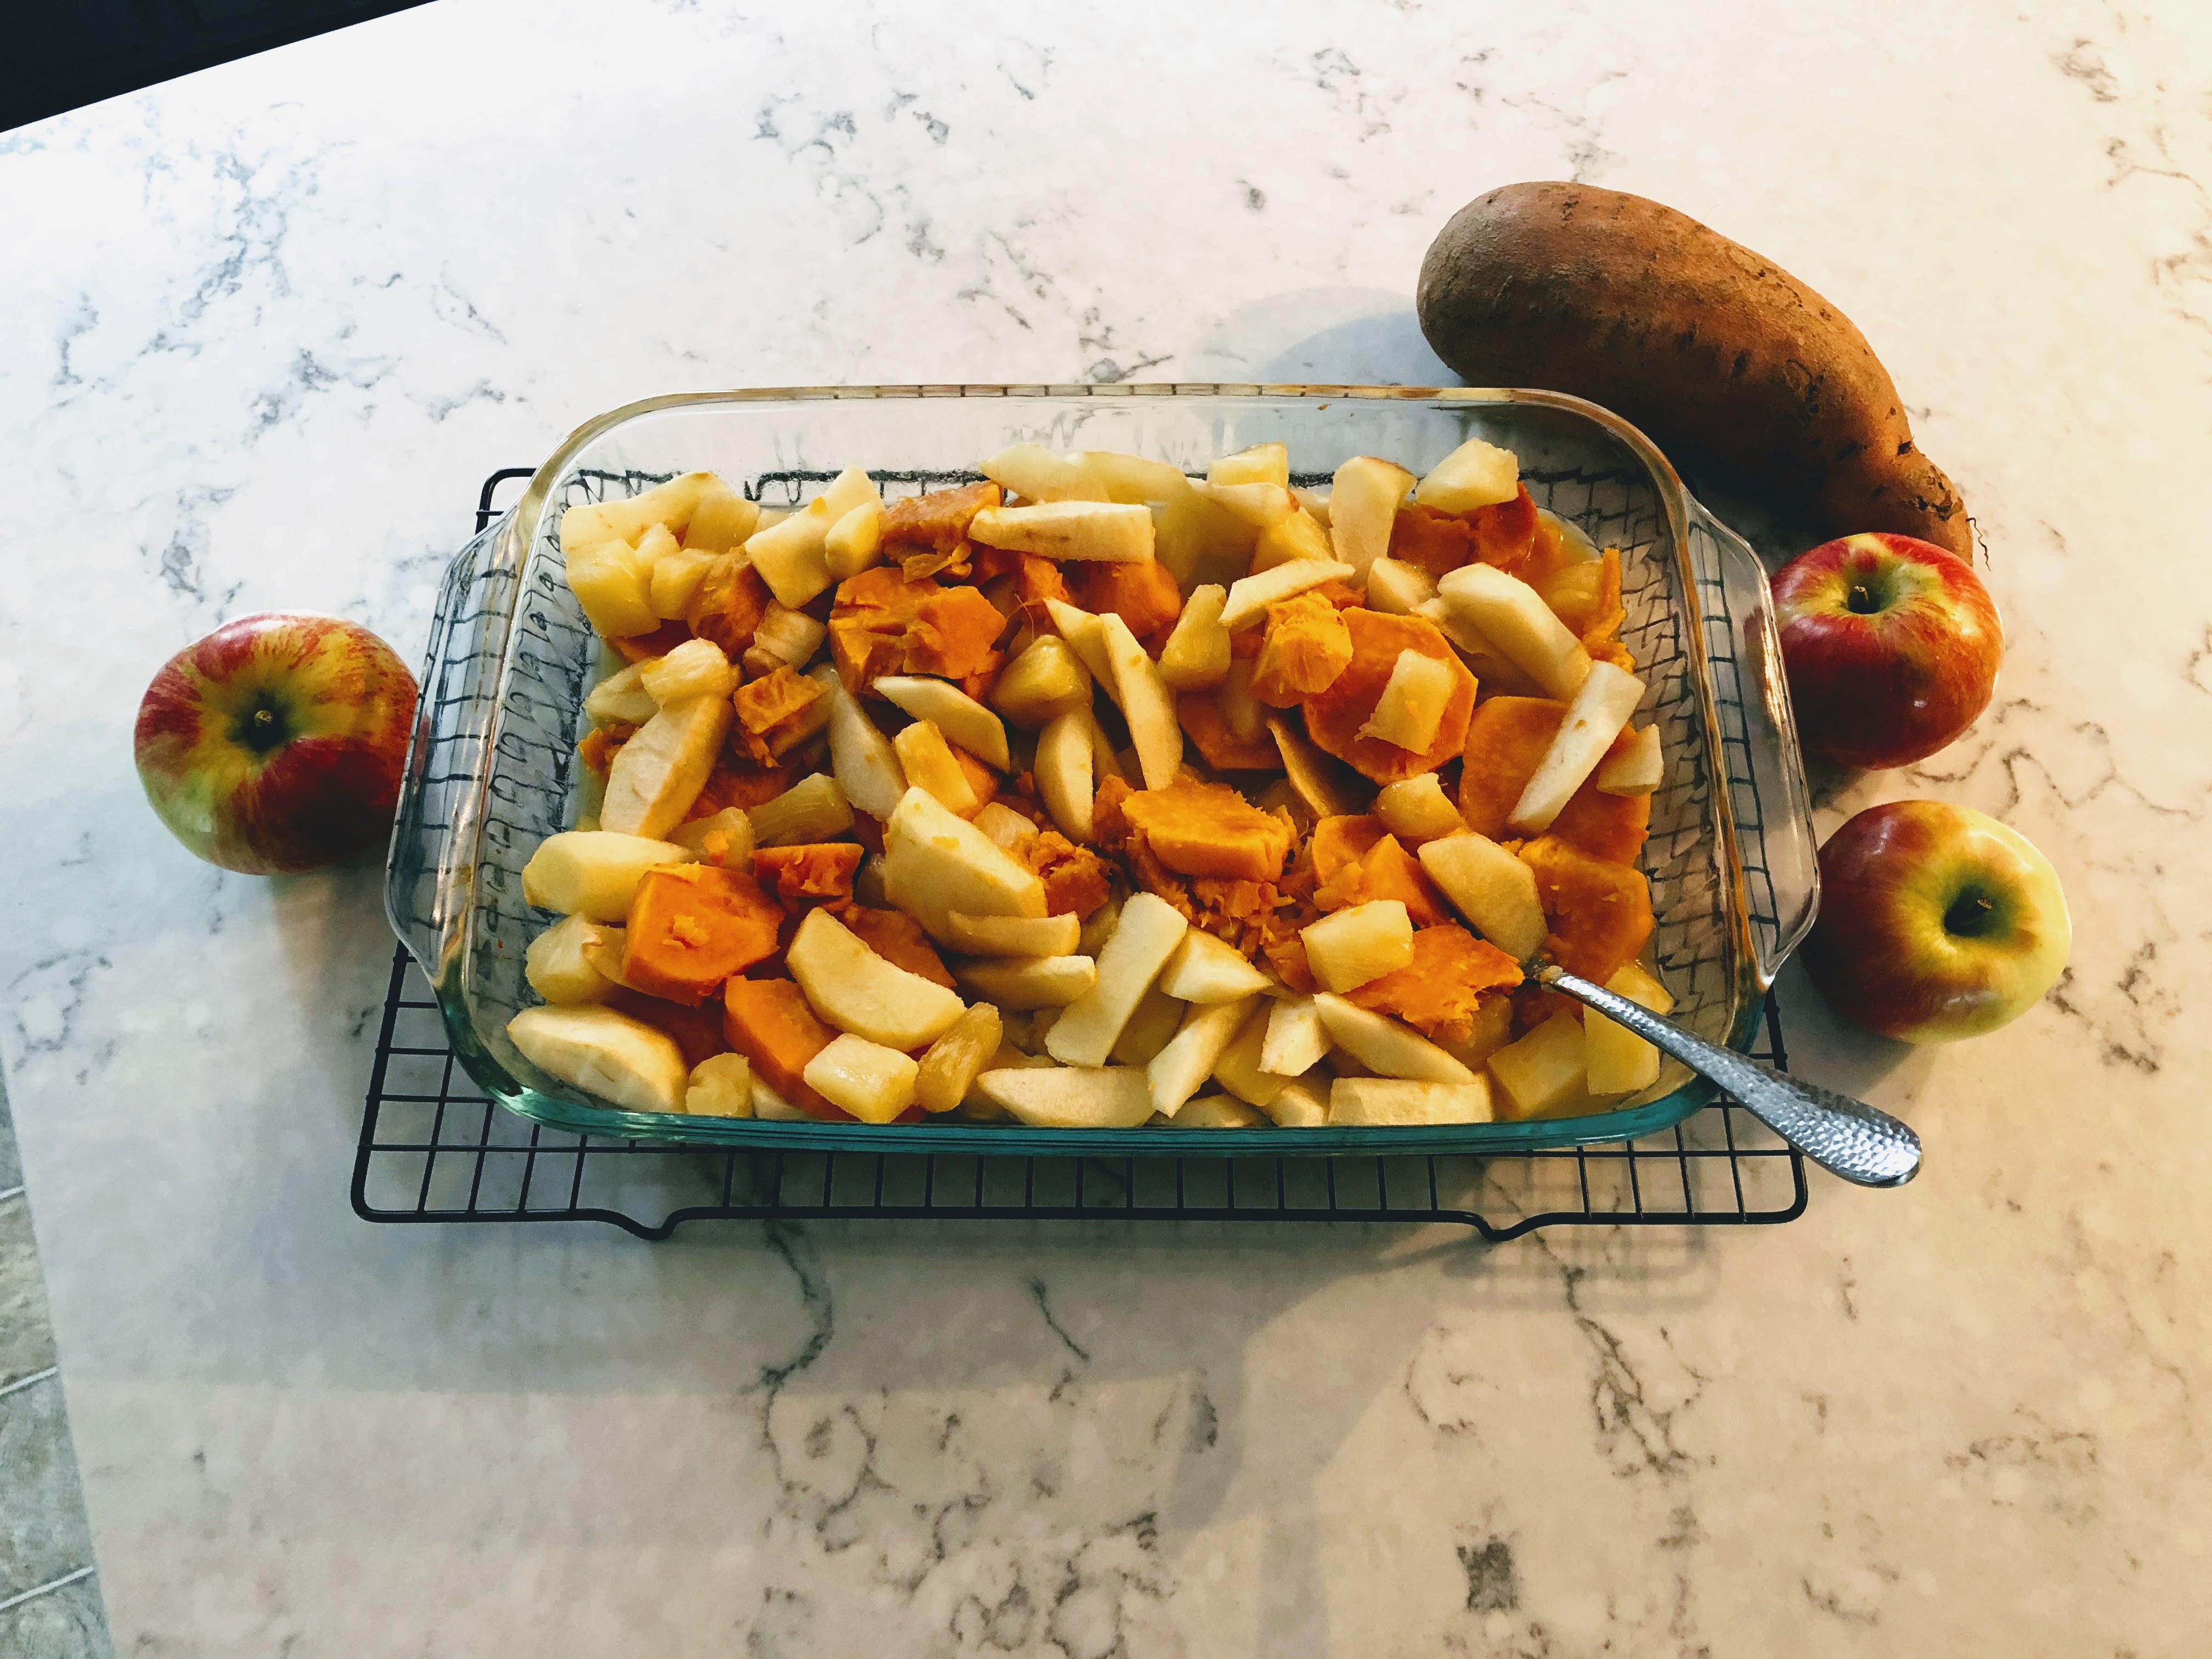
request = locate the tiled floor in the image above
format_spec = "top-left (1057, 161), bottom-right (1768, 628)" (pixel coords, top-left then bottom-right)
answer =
top-left (0, 1080), bottom-right (115, 1659)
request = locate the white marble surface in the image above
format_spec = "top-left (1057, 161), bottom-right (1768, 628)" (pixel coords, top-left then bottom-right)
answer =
top-left (4, 0), bottom-right (2210, 1651)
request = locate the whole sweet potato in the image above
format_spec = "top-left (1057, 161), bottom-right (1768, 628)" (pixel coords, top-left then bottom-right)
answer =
top-left (1417, 182), bottom-right (1971, 556)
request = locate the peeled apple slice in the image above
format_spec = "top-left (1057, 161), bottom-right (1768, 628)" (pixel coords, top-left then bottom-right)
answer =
top-left (507, 1004), bottom-right (687, 1115)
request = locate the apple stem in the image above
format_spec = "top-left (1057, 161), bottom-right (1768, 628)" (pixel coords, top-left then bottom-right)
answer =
top-left (1943, 890), bottom-right (1996, 938)
top-left (1846, 582), bottom-right (1882, 614)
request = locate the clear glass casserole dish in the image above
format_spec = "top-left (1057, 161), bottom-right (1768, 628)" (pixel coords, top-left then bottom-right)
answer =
top-left (386, 385), bottom-right (1818, 1154)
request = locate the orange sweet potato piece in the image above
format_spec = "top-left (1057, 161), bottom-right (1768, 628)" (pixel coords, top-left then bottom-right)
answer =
top-left (577, 723), bottom-right (633, 777)
top-left (687, 756), bottom-right (795, 817)
top-left (1550, 775), bottom-right (1650, 866)
top-left (1457, 696), bottom-right (1567, 837)
top-left (951, 743), bottom-right (1000, 815)
top-left (1389, 505), bottom-right (1481, 578)
top-left (833, 566), bottom-right (935, 623)
top-left (721, 976), bottom-right (842, 1116)
top-left (1177, 693), bottom-right (1279, 772)
top-left (607, 988), bottom-right (730, 1070)
top-left (1315, 832), bottom-right (1449, 926)
top-left (879, 480), bottom-right (1002, 554)
top-left (1071, 559), bottom-right (1183, 640)
top-left (610, 620), bottom-right (692, 663)
top-left (904, 586), bottom-right (1007, 680)
top-left (1249, 594), bottom-right (1353, 707)
top-left (1019, 832), bottom-right (1114, 918)
top-left (1347, 924), bottom-right (1522, 1040)
top-left (1471, 487), bottom-right (1542, 580)
top-left (1120, 775), bottom-right (1294, 882)
top-left (1308, 814), bottom-right (1387, 883)
top-left (685, 555), bottom-right (771, 658)
top-left (734, 665), bottom-right (823, 735)
top-left (1520, 835), bottom-right (1654, 983)
top-left (828, 617), bottom-right (905, 693)
top-left (839, 905), bottom-right (955, 988)
top-left (622, 864), bottom-right (786, 1005)
top-left (1579, 548), bottom-right (1626, 653)
top-left (1014, 553), bottom-right (1071, 624)
top-left (1304, 608), bottom-right (1476, 783)
top-left (753, 843), bottom-right (863, 905)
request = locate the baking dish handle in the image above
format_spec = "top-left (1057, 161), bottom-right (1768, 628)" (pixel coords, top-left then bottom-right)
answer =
top-left (1699, 509), bottom-right (1821, 988)
top-left (384, 512), bottom-right (521, 980)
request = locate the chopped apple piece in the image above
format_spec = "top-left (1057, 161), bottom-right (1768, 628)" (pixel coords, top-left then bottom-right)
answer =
top-left (1584, 962), bottom-right (1674, 1097)
top-left (1043, 597), bottom-right (1118, 697)
top-left (882, 786), bottom-right (1048, 939)
top-left (953, 955), bottom-right (1098, 1010)
top-left (1158, 584), bottom-right (1231, 689)
top-left (1159, 929), bottom-right (1273, 1003)
top-left (1595, 724), bottom-right (1664, 797)
top-left (1301, 900), bottom-right (1414, 992)
top-left (577, 924), bottom-right (637, 991)
top-left (1434, 563), bottom-right (1591, 699)
top-left (807, 667), bottom-right (906, 820)
top-left (559, 473), bottom-right (714, 554)
top-left (1358, 650), bottom-right (1454, 752)
top-left (1077, 450), bottom-right (1192, 503)
top-left (749, 1075), bottom-right (816, 1120)
top-left (1195, 480), bottom-right (1297, 528)
top-left (994, 635), bottom-right (1091, 728)
top-left (1045, 891), bottom-right (1189, 1066)
top-left (981, 442), bottom-right (1112, 503)
top-left (1032, 707), bottom-right (1096, 842)
top-left (1506, 661), bottom-right (1647, 834)
top-left (915, 1004), bottom-right (1004, 1113)
top-left (749, 773), bottom-right (855, 847)
top-left (1150, 994), bottom-right (1261, 1116)
top-left (819, 465), bottom-right (881, 523)
top-left (507, 1004), bottom-right (687, 1115)
top-left (1260, 1075), bottom-right (1329, 1126)
top-left (1364, 557), bottom-right (1438, 617)
top-left (521, 830), bottom-right (692, 921)
top-left (1260, 995), bottom-right (1329, 1077)
top-left (1291, 486), bottom-right (1332, 524)
top-left (680, 479), bottom-right (760, 554)
top-left (970, 501), bottom-right (1155, 562)
top-left (1097, 613), bottom-right (1183, 789)
top-left (1329, 1076), bottom-right (1493, 1125)
top-left (684, 1052), bottom-right (754, 1118)
top-left (649, 546), bottom-right (717, 619)
top-left (1415, 598), bottom-right (1547, 696)
top-left (1265, 715), bottom-right (1367, 820)
top-left (1487, 1010), bottom-right (1589, 1120)
top-left (584, 663), bottom-right (658, 726)
top-left (668, 806), bottom-right (755, 865)
top-left (947, 911), bottom-right (1081, 957)
top-left (1251, 509), bottom-right (1334, 573)
top-left (1207, 442), bottom-right (1290, 488)
top-left (1434, 994), bottom-right (1516, 1072)
top-left (744, 499), bottom-right (838, 609)
top-left (1151, 488), bottom-right (1259, 589)
top-left (1218, 557), bottom-right (1357, 631)
top-left (744, 603), bottom-right (829, 678)
top-left (1221, 659), bottom-right (1265, 741)
top-left (803, 1033), bottom-right (919, 1124)
top-left (875, 676), bottom-right (1009, 771)
top-left (1109, 986), bottom-right (1186, 1064)
top-left (823, 500), bottom-right (883, 580)
top-left (599, 695), bottom-right (730, 838)
top-left (1313, 994), bottom-right (1476, 1082)
top-left (1374, 774), bottom-right (1464, 843)
top-left (1414, 437), bottom-right (1520, 512)
top-left (638, 637), bottom-right (736, 706)
top-left (566, 538), bottom-right (659, 638)
top-left (525, 913), bottom-right (616, 1004)
top-left (1210, 1001), bottom-right (1297, 1106)
top-left (1165, 1094), bottom-right (1267, 1128)
top-left (1417, 831), bottom-right (1545, 962)
top-left (970, 802), bottom-right (1039, 853)
top-left (977, 1064), bottom-right (1155, 1128)
top-left (1330, 455), bottom-right (1416, 576)
top-left (787, 908), bottom-right (967, 1050)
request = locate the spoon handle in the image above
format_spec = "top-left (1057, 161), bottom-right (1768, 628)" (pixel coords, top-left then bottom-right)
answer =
top-left (1539, 967), bottom-right (1922, 1189)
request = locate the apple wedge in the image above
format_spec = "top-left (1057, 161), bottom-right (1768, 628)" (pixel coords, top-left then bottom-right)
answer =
top-left (744, 499), bottom-right (838, 610)
top-left (970, 802), bottom-right (1039, 853)
top-left (1434, 563), bottom-right (1592, 700)
top-left (1329, 456), bottom-right (1415, 576)
top-left (681, 478), bottom-right (761, 554)
top-left (1358, 650), bottom-right (1455, 752)
top-left (1250, 509), bottom-right (1334, 573)
top-left (1414, 597), bottom-right (1548, 697)
top-left (891, 720), bottom-right (981, 816)
top-left (876, 676), bottom-right (1011, 771)
top-left (994, 635), bottom-right (1091, 729)
top-left (1218, 557), bottom-right (1358, 631)
top-left (1328, 1076), bottom-right (1493, 1126)
top-left (1374, 774), bottom-right (1464, 843)
top-left (949, 910), bottom-right (1080, 957)
top-left (1164, 1094), bottom-right (1267, 1128)
top-left (507, 1004), bottom-right (687, 1115)
top-left (1149, 995), bottom-right (1261, 1117)
top-left (953, 955), bottom-right (1098, 1010)
top-left (1595, 724), bottom-right (1664, 797)
top-left (1417, 831), bottom-right (1547, 962)
top-left (808, 667), bottom-right (907, 820)
top-left (668, 802), bottom-right (758, 868)
top-left (584, 663), bottom-right (658, 726)
top-left (1211, 1001), bottom-right (1299, 1107)
top-left (1097, 613), bottom-right (1183, 789)
top-left (1265, 715), bottom-right (1367, 820)
top-left (638, 638), bottom-right (736, 706)
top-left (1045, 891), bottom-right (1189, 1066)
top-left (802, 1033), bottom-right (920, 1124)
top-left (916, 1004), bottom-right (1005, 1114)
top-left (975, 1064), bottom-right (1156, 1129)
top-left (882, 786), bottom-right (1047, 939)
top-left (1042, 598), bottom-right (1118, 697)
top-left (684, 1053), bottom-right (754, 1118)
top-left (1313, 994), bottom-right (1476, 1083)
top-left (1259, 1075), bottom-right (1329, 1127)
top-left (981, 442), bottom-right (1112, 503)
top-left (1158, 584), bottom-right (1231, 689)
top-left (1413, 437), bottom-right (1519, 512)
top-left (1032, 705), bottom-right (1096, 842)
top-left (1260, 996), bottom-right (1329, 1077)
top-left (1506, 660), bottom-right (1647, 834)
top-left (787, 907), bottom-right (968, 1050)
top-left (1077, 450), bottom-right (1192, 504)
top-left (1194, 481), bottom-right (1297, 528)
top-left (521, 830), bottom-right (692, 921)
top-left (566, 538), bottom-right (659, 639)
top-left (1583, 961), bottom-right (1673, 1096)
top-left (970, 500), bottom-right (1155, 562)
top-left (1207, 442), bottom-right (1290, 488)
top-left (1301, 901), bottom-right (1414, 993)
top-left (1364, 557), bottom-right (1438, 618)
top-left (1487, 1009), bottom-right (1588, 1120)
top-left (823, 501), bottom-right (883, 580)
top-left (748, 773), bottom-right (855, 847)
top-left (524, 912), bottom-right (616, 1004)
top-left (648, 545), bottom-right (717, 620)
top-left (819, 465), bottom-right (881, 523)
top-left (560, 472), bottom-right (714, 554)
top-left (1158, 929), bottom-right (1273, 1003)
top-left (1110, 986), bottom-right (1187, 1065)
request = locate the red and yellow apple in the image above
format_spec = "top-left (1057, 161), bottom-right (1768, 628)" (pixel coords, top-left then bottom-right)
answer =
top-left (134, 612), bottom-right (418, 874)
top-left (1771, 533), bottom-right (2001, 770)
top-left (1803, 800), bottom-right (2069, 1043)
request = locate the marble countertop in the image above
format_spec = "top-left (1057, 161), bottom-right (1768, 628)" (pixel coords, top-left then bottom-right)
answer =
top-left (4, 1), bottom-right (2209, 1651)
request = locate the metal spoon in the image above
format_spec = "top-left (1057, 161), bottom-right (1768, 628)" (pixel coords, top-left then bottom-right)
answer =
top-left (1535, 964), bottom-right (1922, 1189)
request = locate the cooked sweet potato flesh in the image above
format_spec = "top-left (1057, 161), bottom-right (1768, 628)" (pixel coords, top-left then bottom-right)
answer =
top-left (905, 587), bottom-right (1007, 680)
top-left (1249, 594), bottom-right (1353, 707)
top-left (607, 988), bottom-right (730, 1070)
top-left (735, 666), bottom-right (823, 735)
top-left (1313, 832), bottom-right (1449, 927)
top-left (686, 757), bottom-right (796, 817)
top-left (1120, 774), bottom-right (1294, 882)
top-left (622, 864), bottom-right (785, 1005)
top-left (1302, 608), bottom-right (1475, 783)
top-left (1459, 695), bottom-right (1647, 862)
top-left (879, 481), bottom-right (1001, 554)
top-left (839, 904), bottom-right (956, 988)
top-left (1017, 830), bottom-right (1115, 918)
top-left (610, 620), bottom-right (693, 664)
top-left (1071, 558), bottom-right (1183, 641)
top-left (721, 976), bottom-right (840, 1115)
top-left (1346, 924), bottom-right (1522, 1040)
top-left (1177, 692), bottom-right (1279, 771)
top-left (685, 556), bottom-right (771, 659)
top-left (1520, 834), bottom-right (1654, 983)
top-left (1308, 814), bottom-right (1387, 883)
top-left (753, 843), bottom-right (863, 905)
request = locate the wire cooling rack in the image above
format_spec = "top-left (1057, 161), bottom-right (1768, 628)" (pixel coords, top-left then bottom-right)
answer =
top-left (350, 469), bottom-right (1808, 1243)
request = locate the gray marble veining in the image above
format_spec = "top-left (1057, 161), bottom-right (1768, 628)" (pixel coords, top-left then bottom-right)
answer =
top-left (1, 0), bottom-right (2208, 1653)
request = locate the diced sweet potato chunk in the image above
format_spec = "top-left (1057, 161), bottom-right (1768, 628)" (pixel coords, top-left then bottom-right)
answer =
top-left (834, 566), bottom-right (936, 623)
top-left (1388, 504), bottom-right (1481, 578)
top-left (577, 724), bottom-right (633, 777)
top-left (839, 905), bottom-right (956, 988)
top-left (1177, 693), bottom-right (1279, 771)
top-left (1458, 696), bottom-right (1567, 836)
top-left (753, 843), bottom-right (864, 905)
top-left (611, 620), bottom-right (692, 663)
top-left (685, 555), bottom-right (771, 659)
top-left (1471, 487), bottom-right (1542, 579)
top-left (879, 481), bottom-right (1002, 554)
top-left (1313, 832), bottom-right (1449, 927)
top-left (1120, 775), bottom-right (1294, 882)
top-left (1520, 835), bottom-right (1654, 983)
top-left (1579, 548), bottom-right (1626, 653)
top-left (904, 587), bottom-right (1007, 680)
top-left (622, 864), bottom-right (786, 1005)
top-left (1386, 489), bottom-right (1543, 583)
top-left (1071, 559), bottom-right (1183, 640)
top-left (607, 988), bottom-right (730, 1070)
top-left (1549, 777), bottom-right (1650, 865)
top-left (1346, 924), bottom-right (1522, 1040)
top-left (1308, 814), bottom-right (1387, 883)
top-left (1303, 608), bottom-right (1476, 783)
top-left (828, 617), bottom-right (905, 693)
top-left (721, 977), bottom-right (842, 1116)
top-left (1014, 554), bottom-right (1071, 622)
top-left (735, 665), bottom-right (823, 735)
top-left (1249, 594), bottom-right (1353, 707)
top-left (1018, 831), bottom-right (1114, 917)
top-left (686, 757), bottom-right (796, 817)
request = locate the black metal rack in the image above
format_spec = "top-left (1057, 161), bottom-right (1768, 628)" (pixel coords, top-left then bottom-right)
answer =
top-left (348, 470), bottom-right (1809, 1243)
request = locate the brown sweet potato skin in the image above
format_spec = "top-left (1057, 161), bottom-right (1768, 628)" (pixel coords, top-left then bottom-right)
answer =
top-left (1417, 182), bottom-right (1971, 556)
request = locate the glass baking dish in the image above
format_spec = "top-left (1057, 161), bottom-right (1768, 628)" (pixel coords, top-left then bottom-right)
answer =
top-left (386, 385), bottom-right (1818, 1155)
